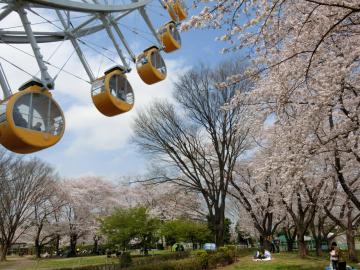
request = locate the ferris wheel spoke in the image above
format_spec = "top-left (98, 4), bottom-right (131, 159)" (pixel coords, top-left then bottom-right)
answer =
top-left (17, 5), bottom-right (54, 88)
top-left (135, 5), bottom-right (161, 47)
top-left (56, 9), bottom-right (95, 81)
top-left (0, 33), bottom-right (64, 43)
top-left (25, 0), bottom-right (151, 13)
top-left (0, 63), bottom-right (11, 98)
top-left (110, 20), bottom-right (135, 62)
top-left (71, 13), bottom-right (97, 33)
top-left (0, 5), bottom-right (12, 20)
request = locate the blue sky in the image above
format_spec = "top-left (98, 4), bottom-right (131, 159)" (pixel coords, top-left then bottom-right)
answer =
top-left (0, 1), bottom-right (232, 179)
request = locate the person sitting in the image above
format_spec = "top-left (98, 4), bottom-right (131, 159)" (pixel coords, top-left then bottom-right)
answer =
top-left (253, 249), bottom-right (272, 261)
top-left (13, 107), bottom-right (27, 128)
top-left (263, 249), bottom-right (272, 261)
top-left (253, 250), bottom-right (262, 260)
top-left (33, 122), bottom-right (42, 131)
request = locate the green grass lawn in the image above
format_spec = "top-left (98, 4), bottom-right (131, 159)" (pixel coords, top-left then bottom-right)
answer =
top-left (1, 251), bottom-right (359, 270)
top-left (0, 250), bottom-right (173, 270)
top-left (0, 255), bottom-right (118, 270)
top-left (223, 252), bottom-right (359, 270)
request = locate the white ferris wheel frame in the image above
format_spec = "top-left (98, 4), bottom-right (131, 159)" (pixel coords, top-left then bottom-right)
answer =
top-left (0, 0), bottom-right (172, 97)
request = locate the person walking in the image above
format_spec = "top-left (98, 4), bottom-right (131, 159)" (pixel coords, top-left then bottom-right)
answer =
top-left (330, 242), bottom-right (340, 270)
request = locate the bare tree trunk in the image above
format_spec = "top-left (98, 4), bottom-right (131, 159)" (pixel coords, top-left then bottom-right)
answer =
top-left (0, 244), bottom-right (9, 261)
top-left (315, 238), bottom-right (323, 257)
top-left (264, 239), bottom-right (272, 251)
top-left (69, 234), bottom-right (77, 257)
top-left (215, 207), bottom-right (225, 247)
top-left (346, 225), bottom-right (358, 262)
top-left (208, 206), bottom-right (225, 247)
top-left (298, 234), bottom-right (308, 258)
top-left (284, 225), bottom-right (296, 252)
top-left (35, 238), bottom-right (42, 258)
top-left (34, 225), bottom-right (43, 259)
top-left (259, 235), bottom-right (272, 251)
top-left (215, 225), bottom-right (224, 247)
top-left (55, 234), bottom-right (60, 255)
top-left (287, 240), bottom-right (294, 252)
top-left (311, 216), bottom-right (324, 257)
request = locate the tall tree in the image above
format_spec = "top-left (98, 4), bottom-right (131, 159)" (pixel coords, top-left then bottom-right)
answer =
top-left (30, 178), bottom-right (65, 258)
top-left (0, 155), bottom-right (55, 261)
top-left (132, 61), bottom-right (256, 246)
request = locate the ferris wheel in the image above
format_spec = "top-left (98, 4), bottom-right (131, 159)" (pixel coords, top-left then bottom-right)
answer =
top-left (0, 0), bottom-right (187, 154)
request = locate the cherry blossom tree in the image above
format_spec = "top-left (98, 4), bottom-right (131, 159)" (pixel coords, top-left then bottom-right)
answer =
top-left (186, 0), bottom-right (360, 205)
top-left (280, 215), bottom-right (297, 252)
top-left (61, 176), bottom-right (120, 256)
top-left (185, 0), bottom-right (360, 256)
top-left (230, 157), bottom-right (286, 251)
top-left (132, 182), bottom-right (206, 221)
top-left (325, 186), bottom-right (360, 262)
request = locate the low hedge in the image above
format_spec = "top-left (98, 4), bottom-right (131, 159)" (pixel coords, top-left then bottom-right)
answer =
top-left (196, 246), bottom-right (238, 269)
top-left (127, 247), bottom-right (237, 270)
top-left (57, 247), bottom-right (237, 270)
top-left (133, 251), bottom-right (190, 266)
top-left (126, 258), bottom-right (202, 270)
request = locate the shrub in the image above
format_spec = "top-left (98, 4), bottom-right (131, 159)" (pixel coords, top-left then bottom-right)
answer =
top-left (133, 251), bottom-right (190, 266)
top-left (120, 252), bottom-right (132, 267)
top-left (57, 248), bottom-right (236, 270)
top-left (156, 243), bottom-right (164, 250)
top-left (191, 249), bottom-right (207, 256)
top-left (198, 252), bottom-right (210, 269)
top-left (126, 258), bottom-right (201, 270)
top-left (56, 266), bottom-right (118, 270)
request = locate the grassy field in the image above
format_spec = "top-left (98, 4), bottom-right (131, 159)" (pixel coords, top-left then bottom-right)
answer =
top-left (0, 250), bottom-right (174, 270)
top-left (223, 252), bottom-right (359, 270)
top-left (0, 255), bottom-right (119, 270)
top-left (0, 251), bottom-right (359, 270)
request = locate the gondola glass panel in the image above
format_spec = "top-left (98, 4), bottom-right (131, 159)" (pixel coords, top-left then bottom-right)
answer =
top-left (167, 0), bottom-right (187, 21)
top-left (136, 47), bottom-right (167, 85)
top-left (159, 22), bottom-right (181, 53)
top-left (92, 68), bottom-right (134, 116)
top-left (0, 84), bottom-right (65, 154)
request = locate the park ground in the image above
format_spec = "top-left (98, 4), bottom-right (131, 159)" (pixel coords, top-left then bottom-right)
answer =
top-left (0, 252), bottom-right (359, 270)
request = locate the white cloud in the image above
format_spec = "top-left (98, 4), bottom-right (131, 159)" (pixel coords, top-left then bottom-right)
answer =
top-left (63, 59), bottom-right (188, 155)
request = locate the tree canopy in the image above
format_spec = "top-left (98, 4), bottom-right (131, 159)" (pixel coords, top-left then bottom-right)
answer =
top-left (160, 219), bottom-right (211, 245)
top-left (100, 207), bottom-right (160, 251)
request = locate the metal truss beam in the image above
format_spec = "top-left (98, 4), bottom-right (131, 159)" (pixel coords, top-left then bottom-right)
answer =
top-left (23, 0), bottom-right (150, 13)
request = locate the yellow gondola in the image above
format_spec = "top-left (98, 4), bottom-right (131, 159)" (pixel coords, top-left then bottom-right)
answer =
top-left (159, 21), bottom-right (181, 53)
top-left (91, 67), bottom-right (134, 117)
top-left (0, 81), bottom-right (65, 154)
top-left (136, 46), bottom-right (167, 85)
top-left (167, 0), bottom-right (187, 21)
